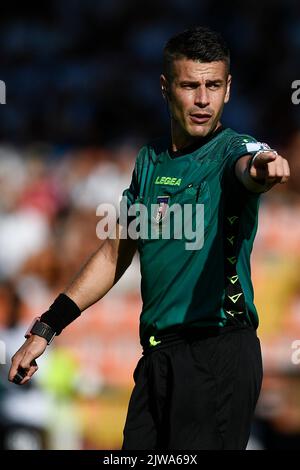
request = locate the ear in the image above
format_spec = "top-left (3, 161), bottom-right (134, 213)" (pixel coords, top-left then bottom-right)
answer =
top-left (160, 74), bottom-right (169, 99)
top-left (224, 74), bottom-right (232, 104)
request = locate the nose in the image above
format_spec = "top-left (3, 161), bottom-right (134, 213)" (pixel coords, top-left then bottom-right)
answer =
top-left (194, 86), bottom-right (210, 108)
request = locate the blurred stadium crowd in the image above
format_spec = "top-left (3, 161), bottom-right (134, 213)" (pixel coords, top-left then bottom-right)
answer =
top-left (0, 0), bottom-right (300, 450)
top-left (1, 0), bottom-right (300, 145)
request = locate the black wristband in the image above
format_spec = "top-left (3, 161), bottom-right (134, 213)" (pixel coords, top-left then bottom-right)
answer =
top-left (40, 293), bottom-right (81, 335)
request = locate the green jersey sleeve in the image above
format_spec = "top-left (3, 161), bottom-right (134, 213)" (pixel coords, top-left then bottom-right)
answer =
top-left (119, 146), bottom-right (149, 224)
top-left (225, 134), bottom-right (259, 174)
top-left (122, 164), bottom-right (138, 208)
top-left (119, 160), bottom-right (139, 225)
top-left (224, 133), bottom-right (273, 189)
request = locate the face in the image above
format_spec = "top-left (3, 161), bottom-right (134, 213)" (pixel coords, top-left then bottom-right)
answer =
top-left (161, 58), bottom-right (231, 148)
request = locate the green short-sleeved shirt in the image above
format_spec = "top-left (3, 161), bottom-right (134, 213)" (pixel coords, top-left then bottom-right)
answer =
top-left (121, 127), bottom-right (265, 344)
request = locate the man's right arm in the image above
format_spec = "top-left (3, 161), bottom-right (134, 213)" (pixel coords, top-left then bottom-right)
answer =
top-left (8, 223), bottom-right (138, 385)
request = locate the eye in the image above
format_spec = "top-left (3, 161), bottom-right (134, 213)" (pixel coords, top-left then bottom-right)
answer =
top-left (181, 83), bottom-right (197, 90)
top-left (207, 82), bottom-right (222, 89)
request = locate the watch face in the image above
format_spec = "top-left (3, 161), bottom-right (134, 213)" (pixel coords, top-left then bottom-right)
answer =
top-left (29, 320), bottom-right (55, 344)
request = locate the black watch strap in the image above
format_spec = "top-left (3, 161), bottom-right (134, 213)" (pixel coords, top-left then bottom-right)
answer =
top-left (31, 320), bottom-right (56, 344)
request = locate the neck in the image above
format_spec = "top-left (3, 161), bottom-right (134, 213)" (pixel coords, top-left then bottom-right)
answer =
top-left (171, 120), bottom-right (222, 152)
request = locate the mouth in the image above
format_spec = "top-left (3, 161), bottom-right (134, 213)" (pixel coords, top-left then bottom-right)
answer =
top-left (189, 113), bottom-right (212, 124)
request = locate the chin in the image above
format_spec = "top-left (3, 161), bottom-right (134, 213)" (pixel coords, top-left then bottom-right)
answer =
top-left (189, 126), bottom-right (210, 138)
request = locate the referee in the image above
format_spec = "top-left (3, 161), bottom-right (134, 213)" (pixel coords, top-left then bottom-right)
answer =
top-left (9, 26), bottom-right (290, 450)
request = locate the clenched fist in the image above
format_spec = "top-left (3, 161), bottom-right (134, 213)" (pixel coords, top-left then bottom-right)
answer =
top-left (249, 151), bottom-right (290, 185)
top-left (8, 335), bottom-right (47, 385)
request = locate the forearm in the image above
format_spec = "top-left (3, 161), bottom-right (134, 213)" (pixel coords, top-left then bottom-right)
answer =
top-left (65, 224), bottom-right (137, 311)
top-left (8, 242), bottom-right (118, 385)
top-left (65, 237), bottom-right (121, 311)
top-left (9, 226), bottom-right (137, 385)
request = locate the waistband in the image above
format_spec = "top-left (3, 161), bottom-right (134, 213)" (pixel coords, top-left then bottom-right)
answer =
top-left (142, 324), bottom-right (255, 355)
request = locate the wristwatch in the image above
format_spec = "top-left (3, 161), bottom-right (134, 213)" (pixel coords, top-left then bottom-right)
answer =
top-left (25, 317), bottom-right (56, 345)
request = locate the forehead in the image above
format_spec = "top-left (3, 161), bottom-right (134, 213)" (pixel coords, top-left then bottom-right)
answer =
top-left (171, 58), bottom-right (227, 82)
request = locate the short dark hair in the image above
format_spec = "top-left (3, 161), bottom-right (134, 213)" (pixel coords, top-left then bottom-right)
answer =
top-left (163, 26), bottom-right (230, 80)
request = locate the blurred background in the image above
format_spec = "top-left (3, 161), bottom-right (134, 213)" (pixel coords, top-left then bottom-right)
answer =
top-left (0, 0), bottom-right (300, 450)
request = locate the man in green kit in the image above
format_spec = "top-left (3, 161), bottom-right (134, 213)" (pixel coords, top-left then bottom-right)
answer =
top-left (9, 26), bottom-right (290, 450)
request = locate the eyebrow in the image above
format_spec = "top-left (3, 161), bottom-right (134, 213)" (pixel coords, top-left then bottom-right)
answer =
top-left (205, 79), bottom-right (224, 85)
top-left (179, 79), bottom-right (224, 86)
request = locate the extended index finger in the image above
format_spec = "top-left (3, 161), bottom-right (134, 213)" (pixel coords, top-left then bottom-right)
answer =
top-left (253, 151), bottom-right (277, 167)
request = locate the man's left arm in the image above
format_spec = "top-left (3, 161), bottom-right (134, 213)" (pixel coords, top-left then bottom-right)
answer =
top-left (235, 151), bottom-right (290, 193)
